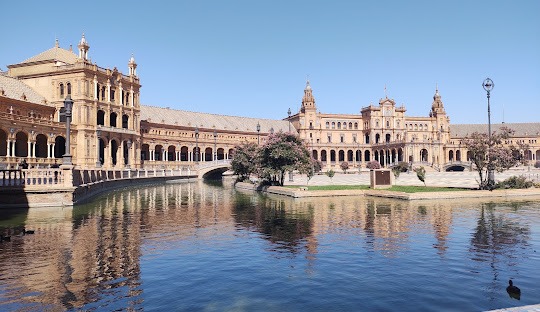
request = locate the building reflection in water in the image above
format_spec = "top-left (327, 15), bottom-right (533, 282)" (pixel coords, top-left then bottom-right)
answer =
top-left (0, 182), bottom-right (536, 310)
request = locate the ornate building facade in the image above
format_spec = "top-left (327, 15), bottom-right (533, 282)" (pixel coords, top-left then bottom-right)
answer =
top-left (0, 35), bottom-right (539, 171)
top-left (288, 81), bottom-right (540, 171)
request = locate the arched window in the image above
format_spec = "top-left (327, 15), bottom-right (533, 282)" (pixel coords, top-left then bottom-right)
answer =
top-left (354, 122), bottom-right (358, 129)
top-left (59, 83), bottom-right (64, 97)
top-left (326, 122), bottom-right (330, 129)
top-left (332, 122), bottom-right (335, 129)
top-left (67, 82), bottom-right (71, 95)
top-left (337, 122), bottom-right (341, 129)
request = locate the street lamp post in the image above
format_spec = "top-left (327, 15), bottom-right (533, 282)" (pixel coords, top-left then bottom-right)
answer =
top-left (482, 78), bottom-right (495, 187)
top-left (62, 95), bottom-right (73, 165)
top-left (287, 108), bottom-right (291, 132)
top-left (195, 127), bottom-right (199, 163)
top-left (256, 122), bottom-right (261, 145)
top-left (125, 139), bottom-right (132, 169)
top-left (213, 129), bottom-right (217, 162)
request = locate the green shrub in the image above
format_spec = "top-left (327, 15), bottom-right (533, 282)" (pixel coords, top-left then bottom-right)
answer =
top-left (413, 166), bottom-right (426, 186)
top-left (495, 176), bottom-right (533, 189)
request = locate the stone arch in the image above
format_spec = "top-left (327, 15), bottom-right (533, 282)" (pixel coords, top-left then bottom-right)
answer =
top-left (111, 139), bottom-right (119, 165)
top-left (110, 112), bottom-right (118, 127)
top-left (217, 148), bottom-right (225, 160)
top-left (375, 133), bottom-right (380, 143)
top-left (155, 144), bottom-right (163, 161)
top-left (122, 114), bottom-right (129, 129)
top-left (204, 147), bottom-right (212, 161)
top-left (338, 150), bottom-right (345, 162)
top-left (99, 139), bottom-right (106, 164)
top-left (420, 149), bottom-right (428, 162)
top-left (312, 150), bottom-right (318, 160)
top-left (321, 150), bottom-right (327, 162)
top-left (347, 150), bottom-right (354, 162)
top-left (364, 150), bottom-right (370, 162)
top-left (54, 136), bottom-right (65, 158)
top-left (180, 146), bottom-right (189, 161)
top-left (15, 131), bottom-right (28, 157)
top-left (141, 144), bottom-right (150, 161)
top-left (97, 110), bottom-right (105, 125)
top-left (168, 145), bottom-right (176, 161)
top-left (0, 129), bottom-right (7, 156)
top-left (449, 150), bottom-right (454, 161)
top-left (35, 134), bottom-right (48, 158)
top-left (330, 150), bottom-right (336, 162)
top-left (456, 150), bottom-right (461, 161)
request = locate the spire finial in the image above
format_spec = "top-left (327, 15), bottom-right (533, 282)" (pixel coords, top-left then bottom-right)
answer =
top-left (384, 84), bottom-right (387, 98)
top-left (55, 38), bottom-right (59, 48)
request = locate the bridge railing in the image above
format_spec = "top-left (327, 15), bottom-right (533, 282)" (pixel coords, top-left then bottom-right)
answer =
top-left (195, 159), bottom-right (231, 170)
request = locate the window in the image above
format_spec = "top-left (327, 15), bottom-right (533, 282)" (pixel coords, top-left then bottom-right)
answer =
top-left (386, 120), bottom-right (390, 128)
top-left (337, 122), bottom-right (341, 129)
top-left (67, 82), bottom-right (71, 95)
top-left (332, 122), bottom-right (335, 129)
top-left (354, 122), bottom-right (358, 129)
top-left (349, 122), bottom-right (353, 129)
top-left (326, 122), bottom-right (330, 129)
top-left (327, 134), bottom-right (332, 143)
top-left (60, 83), bottom-right (64, 97)
top-left (353, 135), bottom-right (357, 143)
top-left (340, 135), bottom-right (344, 143)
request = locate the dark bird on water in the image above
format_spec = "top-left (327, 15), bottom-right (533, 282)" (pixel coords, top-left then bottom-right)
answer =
top-left (506, 280), bottom-right (521, 300)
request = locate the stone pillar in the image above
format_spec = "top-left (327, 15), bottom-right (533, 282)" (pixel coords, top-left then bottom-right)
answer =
top-left (6, 140), bottom-right (11, 157)
top-left (47, 143), bottom-right (51, 158)
top-left (32, 142), bottom-right (36, 158)
top-left (93, 75), bottom-right (98, 100)
top-left (106, 80), bottom-right (111, 103)
top-left (27, 141), bottom-right (31, 158)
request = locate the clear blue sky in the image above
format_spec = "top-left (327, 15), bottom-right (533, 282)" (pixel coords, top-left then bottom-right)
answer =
top-left (1, 0), bottom-right (539, 124)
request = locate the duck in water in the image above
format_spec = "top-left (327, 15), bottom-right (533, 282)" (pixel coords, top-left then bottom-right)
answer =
top-left (506, 280), bottom-right (521, 300)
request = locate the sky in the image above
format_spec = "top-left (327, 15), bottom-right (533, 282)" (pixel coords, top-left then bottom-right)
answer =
top-left (1, 0), bottom-right (539, 124)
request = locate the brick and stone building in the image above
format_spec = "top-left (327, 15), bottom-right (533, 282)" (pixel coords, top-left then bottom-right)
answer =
top-left (1, 35), bottom-right (538, 171)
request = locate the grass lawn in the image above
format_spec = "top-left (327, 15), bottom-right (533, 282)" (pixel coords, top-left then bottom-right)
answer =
top-left (285, 185), bottom-right (470, 193)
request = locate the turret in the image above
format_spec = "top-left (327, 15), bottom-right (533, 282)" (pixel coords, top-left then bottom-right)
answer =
top-left (78, 33), bottom-right (90, 61)
top-left (301, 80), bottom-right (316, 113)
top-left (430, 86), bottom-right (446, 117)
top-left (128, 54), bottom-right (137, 76)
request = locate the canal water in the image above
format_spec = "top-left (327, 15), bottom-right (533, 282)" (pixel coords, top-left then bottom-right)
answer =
top-left (1, 180), bottom-right (539, 311)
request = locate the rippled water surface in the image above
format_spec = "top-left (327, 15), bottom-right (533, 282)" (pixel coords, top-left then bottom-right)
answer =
top-left (1, 180), bottom-right (540, 311)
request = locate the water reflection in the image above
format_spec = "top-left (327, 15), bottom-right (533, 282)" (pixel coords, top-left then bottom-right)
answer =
top-left (0, 182), bottom-right (539, 311)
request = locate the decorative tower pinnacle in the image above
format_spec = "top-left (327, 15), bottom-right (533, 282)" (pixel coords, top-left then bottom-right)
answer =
top-left (78, 33), bottom-right (90, 60)
top-left (301, 80), bottom-right (316, 112)
top-left (430, 85), bottom-right (446, 117)
top-left (128, 54), bottom-right (137, 76)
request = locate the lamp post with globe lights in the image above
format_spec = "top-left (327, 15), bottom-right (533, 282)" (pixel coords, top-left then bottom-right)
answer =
top-left (482, 78), bottom-right (495, 187)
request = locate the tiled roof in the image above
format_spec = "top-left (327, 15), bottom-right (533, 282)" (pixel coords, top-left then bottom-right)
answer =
top-left (0, 74), bottom-right (48, 105)
top-left (140, 105), bottom-right (292, 133)
top-left (19, 46), bottom-right (78, 65)
top-left (451, 123), bottom-right (540, 138)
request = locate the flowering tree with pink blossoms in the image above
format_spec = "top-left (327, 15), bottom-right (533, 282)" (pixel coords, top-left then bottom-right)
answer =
top-left (463, 127), bottom-right (528, 190)
top-left (257, 131), bottom-right (311, 186)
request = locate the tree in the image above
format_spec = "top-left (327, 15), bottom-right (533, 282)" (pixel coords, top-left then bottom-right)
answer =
top-left (463, 127), bottom-right (529, 190)
top-left (340, 161), bottom-right (349, 174)
top-left (414, 166), bottom-right (426, 186)
top-left (325, 169), bottom-right (335, 182)
top-left (258, 131), bottom-right (311, 186)
top-left (302, 158), bottom-right (323, 186)
top-left (231, 142), bottom-right (259, 182)
top-left (366, 160), bottom-right (381, 170)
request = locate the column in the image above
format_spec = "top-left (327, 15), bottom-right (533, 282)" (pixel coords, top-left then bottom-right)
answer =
top-left (27, 141), bottom-right (31, 158)
top-left (130, 87), bottom-right (134, 107)
top-left (93, 75), bottom-right (98, 100)
top-left (6, 140), bottom-right (11, 157)
top-left (106, 81), bottom-right (111, 103)
top-left (120, 141), bottom-right (125, 167)
top-left (47, 143), bottom-right (51, 158)
top-left (104, 141), bottom-right (111, 168)
top-left (51, 143), bottom-right (55, 158)
top-left (189, 152), bottom-right (192, 162)
top-left (119, 82), bottom-right (123, 105)
top-left (32, 142), bottom-right (36, 158)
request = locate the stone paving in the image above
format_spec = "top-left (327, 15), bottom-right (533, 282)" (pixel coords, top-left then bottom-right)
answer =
top-left (283, 168), bottom-right (540, 189)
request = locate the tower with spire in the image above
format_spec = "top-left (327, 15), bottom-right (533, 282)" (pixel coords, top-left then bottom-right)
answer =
top-left (78, 33), bottom-right (90, 61)
top-left (128, 54), bottom-right (137, 76)
top-left (430, 86), bottom-right (446, 117)
top-left (301, 80), bottom-right (316, 113)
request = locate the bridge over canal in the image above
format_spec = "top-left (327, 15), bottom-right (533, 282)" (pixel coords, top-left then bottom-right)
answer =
top-left (0, 160), bottom-right (232, 208)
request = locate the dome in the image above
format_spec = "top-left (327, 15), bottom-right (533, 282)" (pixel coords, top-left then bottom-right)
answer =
top-left (129, 54), bottom-right (136, 64)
